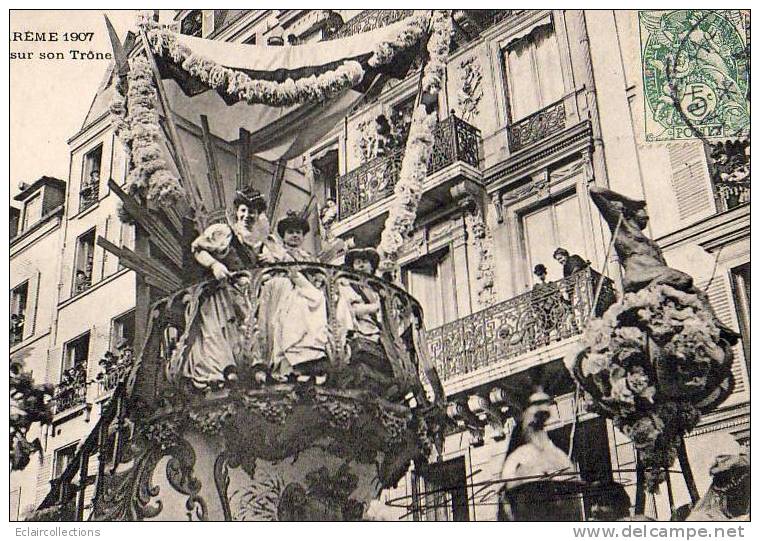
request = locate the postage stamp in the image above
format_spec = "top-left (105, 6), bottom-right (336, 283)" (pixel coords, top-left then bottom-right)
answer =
top-left (639, 10), bottom-right (750, 142)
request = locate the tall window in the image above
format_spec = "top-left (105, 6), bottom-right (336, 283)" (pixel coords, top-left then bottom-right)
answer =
top-left (413, 457), bottom-right (470, 521)
top-left (10, 282), bottom-right (28, 345)
top-left (74, 229), bottom-right (96, 294)
top-left (80, 146), bottom-right (102, 212)
top-left (111, 311), bottom-right (136, 351)
top-left (311, 147), bottom-right (340, 202)
top-left (403, 248), bottom-right (457, 329)
top-left (504, 23), bottom-right (564, 121)
top-left (21, 192), bottom-right (42, 231)
top-left (53, 443), bottom-right (78, 480)
top-left (521, 193), bottom-right (587, 284)
top-left (63, 332), bottom-right (90, 375)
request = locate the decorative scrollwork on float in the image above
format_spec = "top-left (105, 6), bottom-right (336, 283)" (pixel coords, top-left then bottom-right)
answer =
top-left (165, 438), bottom-right (207, 521)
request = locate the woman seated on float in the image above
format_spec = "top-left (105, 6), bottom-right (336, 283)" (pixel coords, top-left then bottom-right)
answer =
top-left (338, 248), bottom-right (394, 378)
top-left (257, 211), bottom-right (329, 383)
top-left (166, 187), bottom-right (269, 389)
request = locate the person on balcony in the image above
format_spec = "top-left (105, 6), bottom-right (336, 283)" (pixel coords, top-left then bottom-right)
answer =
top-left (166, 187), bottom-right (269, 389)
top-left (258, 211), bottom-right (329, 383)
top-left (530, 264), bottom-right (565, 344)
top-left (339, 248), bottom-right (394, 379)
top-left (553, 248), bottom-right (589, 278)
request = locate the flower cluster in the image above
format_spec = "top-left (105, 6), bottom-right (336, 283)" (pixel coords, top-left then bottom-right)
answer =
top-left (109, 56), bottom-right (186, 209)
top-left (568, 284), bottom-right (733, 491)
top-left (377, 10), bottom-right (453, 260)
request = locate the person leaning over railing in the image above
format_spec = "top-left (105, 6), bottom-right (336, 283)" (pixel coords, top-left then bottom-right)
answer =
top-left (165, 187), bottom-right (269, 390)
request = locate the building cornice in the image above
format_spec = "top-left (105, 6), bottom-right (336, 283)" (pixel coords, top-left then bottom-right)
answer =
top-left (655, 204), bottom-right (750, 253)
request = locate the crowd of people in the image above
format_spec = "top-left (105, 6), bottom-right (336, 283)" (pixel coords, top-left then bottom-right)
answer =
top-left (168, 186), bottom-right (398, 391)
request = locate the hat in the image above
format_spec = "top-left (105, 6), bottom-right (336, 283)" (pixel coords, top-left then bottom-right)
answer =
top-left (345, 247), bottom-right (380, 273)
top-left (277, 211), bottom-right (310, 237)
top-left (534, 264), bottom-right (547, 275)
top-left (234, 186), bottom-right (267, 214)
top-left (553, 247), bottom-right (569, 258)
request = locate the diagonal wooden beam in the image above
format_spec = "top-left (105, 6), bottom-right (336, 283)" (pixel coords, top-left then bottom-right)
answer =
top-left (104, 15), bottom-right (130, 86)
top-left (97, 236), bottom-right (181, 294)
top-left (108, 179), bottom-right (183, 270)
top-left (200, 115), bottom-right (225, 210)
top-left (267, 159), bottom-right (287, 223)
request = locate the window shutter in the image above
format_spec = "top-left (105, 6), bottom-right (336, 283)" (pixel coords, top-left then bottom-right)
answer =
top-left (668, 142), bottom-right (715, 222)
top-left (23, 270), bottom-right (41, 339)
top-left (699, 275), bottom-right (748, 399)
top-left (10, 488), bottom-right (21, 520)
top-left (46, 346), bottom-right (63, 386)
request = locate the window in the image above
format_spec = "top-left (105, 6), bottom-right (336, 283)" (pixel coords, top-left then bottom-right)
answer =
top-left (21, 192), bottom-right (42, 231)
top-left (180, 10), bottom-right (203, 37)
top-left (111, 311), bottom-right (136, 351)
top-left (80, 146), bottom-right (102, 212)
top-left (10, 282), bottom-right (28, 345)
top-left (311, 147), bottom-right (339, 202)
top-left (504, 22), bottom-right (564, 121)
top-left (521, 193), bottom-right (588, 285)
top-left (63, 333), bottom-right (90, 375)
top-left (53, 443), bottom-right (78, 480)
top-left (413, 457), bottom-right (470, 521)
top-left (403, 248), bottom-right (457, 329)
top-left (73, 229), bottom-right (96, 294)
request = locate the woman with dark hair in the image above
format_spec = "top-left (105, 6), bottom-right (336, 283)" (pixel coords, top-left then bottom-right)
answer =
top-left (167, 187), bottom-right (269, 389)
top-left (258, 211), bottom-right (329, 382)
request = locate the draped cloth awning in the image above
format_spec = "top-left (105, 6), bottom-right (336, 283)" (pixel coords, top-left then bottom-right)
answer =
top-left (149, 15), bottom-right (424, 162)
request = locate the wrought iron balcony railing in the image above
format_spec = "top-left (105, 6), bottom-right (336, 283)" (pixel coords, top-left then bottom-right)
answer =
top-left (79, 182), bottom-right (99, 213)
top-left (326, 9), bottom-right (414, 40)
top-left (96, 351), bottom-right (133, 396)
top-left (53, 364), bottom-right (88, 414)
top-left (337, 115), bottom-right (481, 220)
top-left (147, 262), bottom-right (442, 402)
top-left (507, 99), bottom-right (567, 153)
top-left (426, 267), bottom-right (616, 382)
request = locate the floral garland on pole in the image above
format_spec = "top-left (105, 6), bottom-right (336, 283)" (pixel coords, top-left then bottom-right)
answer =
top-left (110, 56), bottom-right (186, 207)
top-left (378, 10), bottom-right (453, 262)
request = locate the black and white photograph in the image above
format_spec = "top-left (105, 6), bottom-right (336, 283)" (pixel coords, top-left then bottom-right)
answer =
top-left (7, 6), bottom-right (751, 527)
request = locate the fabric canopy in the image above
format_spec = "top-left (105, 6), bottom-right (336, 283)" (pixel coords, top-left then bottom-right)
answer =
top-left (152, 15), bottom-right (422, 162)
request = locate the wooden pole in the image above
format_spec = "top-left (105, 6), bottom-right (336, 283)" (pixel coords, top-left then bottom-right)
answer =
top-left (634, 455), bottom-right (646, 515)
top-left (677, 437), bottom-right (700, 504)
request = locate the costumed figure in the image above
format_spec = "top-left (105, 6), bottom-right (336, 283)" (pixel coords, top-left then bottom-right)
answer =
top-left (498, 389), bottom-right (583, 521)
top-left (566, 186), bottom-right (739, 492)
top-left (685, 453), bottom-right (750, 521)
top-left (258, 211), bottom-right (329, 381)
top-left (166, 187), bottom-right (269, 389)
top-left (317, 199), bottom-right (354, 263)
top-left (338, 248), bottom-right (394, 380)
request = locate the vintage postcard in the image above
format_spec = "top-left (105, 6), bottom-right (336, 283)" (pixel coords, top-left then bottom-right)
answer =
top-left (8, 8), bottom-right (749, 528)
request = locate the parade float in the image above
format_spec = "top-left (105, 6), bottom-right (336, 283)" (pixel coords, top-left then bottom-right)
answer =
top-left (35, 10), bottom-right (457, 521)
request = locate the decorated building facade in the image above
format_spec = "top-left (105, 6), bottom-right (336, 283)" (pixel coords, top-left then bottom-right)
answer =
top-left (17, 9), bottom-right (749, 521)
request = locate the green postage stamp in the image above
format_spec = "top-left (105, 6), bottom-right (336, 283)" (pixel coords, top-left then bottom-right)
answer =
top-left (639, 10), bottom-right (750, 142)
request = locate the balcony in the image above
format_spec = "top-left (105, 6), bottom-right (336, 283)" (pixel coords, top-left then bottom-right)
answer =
top-left (326, 9), bottom-right (414, 41)
top-left (53, 364), bottom-right (88, 414)
top-left (426, 267), bottom-right (616, 382)
top-left (507, 99), bottom-right (567, 154)
top-left (710, 138), bottom-right (750, 213)
top-left (10, 314), bottom-right (24, 346)
top-left (337, 115), bottom-right (481, 221)
top-left (96, 349), bottom-right (133, 396)
top-left (78, 182), bottom-right (99, 213)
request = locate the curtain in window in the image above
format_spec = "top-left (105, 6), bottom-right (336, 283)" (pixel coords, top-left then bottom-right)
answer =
top-left (534, 25), bottom-right (564, 107)
top-left (507, 41), bottom-right (540, 121)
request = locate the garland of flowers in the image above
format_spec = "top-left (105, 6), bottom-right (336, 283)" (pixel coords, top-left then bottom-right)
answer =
top-left (111, 56), bottom-right (185, 207)
top-left (378, 10), bottom-right (453, 261)
top-left (567, 284), bottom-right (731, 491)
top-left (137, 11), bottom-right (429, 108)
